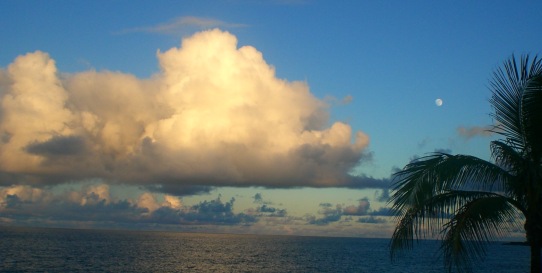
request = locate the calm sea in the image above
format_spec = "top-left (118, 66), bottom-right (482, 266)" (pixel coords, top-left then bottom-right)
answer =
top-left (0, 226), bottom-right (529, 272)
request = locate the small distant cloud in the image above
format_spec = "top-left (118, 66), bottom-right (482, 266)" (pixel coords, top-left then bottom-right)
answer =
top-left (120, 16), bottom-right (247, 35)
top-left (358, 216), bottom-right (387, 224)
top-left (324, 95), bottom-right (353, 106)
top-left (345, 175), bottom-right (391, 189)
top-left (245, 193), bottom-right (287, 217)
top-left (369, 207), bottom-right (392, 216)
top-left (253, 193), bottom-right (263, 203)
top-left (307, 203), bottom-right (343, 225)
top-left (417, 137), bottom-right (431, 149)
top-left (434, 148), bottom-right (452, 154)
top-left (343, 198), bottom-right (370, 216)
top-left (374, 189), bottom-right (390, 202)
top-left (256, 204), bottom-right (287, 217)
top-left (306, 197), bottom-right (393, 226)
top-left (457, 126), bottom-right (494, 140)
top-left (319, 202), bottom-right (333, 208)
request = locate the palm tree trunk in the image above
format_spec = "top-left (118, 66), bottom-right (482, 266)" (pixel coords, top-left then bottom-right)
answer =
top-left (531, 244), bottom-right (541, 273)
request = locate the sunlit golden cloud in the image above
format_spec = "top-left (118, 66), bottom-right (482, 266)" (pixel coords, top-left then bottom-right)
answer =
top-left (0, 29), bottom-right (370, 194)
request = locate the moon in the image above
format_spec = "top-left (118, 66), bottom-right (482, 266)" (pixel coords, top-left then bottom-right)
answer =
top-left (435, 98), bottom-right (443, 106)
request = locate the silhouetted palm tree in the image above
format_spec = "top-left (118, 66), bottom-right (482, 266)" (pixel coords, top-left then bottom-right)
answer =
top-left (389, 55), bottom-right (542, 273)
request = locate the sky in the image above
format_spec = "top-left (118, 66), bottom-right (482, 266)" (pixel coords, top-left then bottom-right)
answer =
top-left (0, 0), bottom-right (539, 238)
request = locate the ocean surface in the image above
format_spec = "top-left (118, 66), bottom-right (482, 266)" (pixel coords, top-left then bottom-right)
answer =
top-left (0, 226), bottom-right (530, 272)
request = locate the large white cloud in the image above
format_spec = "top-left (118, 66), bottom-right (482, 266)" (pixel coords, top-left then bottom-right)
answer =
top-left (0, 29), bottom-right (370, 193)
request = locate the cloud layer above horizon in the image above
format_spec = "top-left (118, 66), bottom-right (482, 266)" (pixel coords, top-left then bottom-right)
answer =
top-left (0, 29), bottom-right (372, 194)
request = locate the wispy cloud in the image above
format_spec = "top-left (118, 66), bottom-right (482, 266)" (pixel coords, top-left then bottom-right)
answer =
top-left (324, 95), bottom-right (353, 106)
top-left (120, 16), bottom-right (247, 35)
top-left (457, 125), bottom-right (495, 139)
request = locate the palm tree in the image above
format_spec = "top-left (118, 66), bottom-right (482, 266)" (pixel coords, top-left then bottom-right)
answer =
top-left (389, 55), bottom-right (542, 273)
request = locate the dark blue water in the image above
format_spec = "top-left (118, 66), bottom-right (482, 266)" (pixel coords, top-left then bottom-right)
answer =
top-left (0, 226), bottom-right (529, 272)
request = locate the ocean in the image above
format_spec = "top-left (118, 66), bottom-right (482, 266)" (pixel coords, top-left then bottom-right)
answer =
top-left (0, 226), bottom-right (530, 272)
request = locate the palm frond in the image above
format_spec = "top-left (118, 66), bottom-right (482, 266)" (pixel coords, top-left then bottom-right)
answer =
top-left (489, 55), bottom-right (542, 150)
top-left (390, 189), bottom-right (522, 262)
top-left (389, 153), bottom-right (519, 267)
top-left (491, 140), bottom-right (531, 204)
top-left (441, 196), bottom-right (523, 273)
top-left (491, 140), bottom-right (524, 172)
top-left (521, 75), bottom-right (542, 159)
top-left (391, 153), bottom-right (510, 213)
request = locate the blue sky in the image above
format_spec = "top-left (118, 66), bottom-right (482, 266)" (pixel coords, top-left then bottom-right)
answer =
top-left (0, 0), bottom-right (539, 238)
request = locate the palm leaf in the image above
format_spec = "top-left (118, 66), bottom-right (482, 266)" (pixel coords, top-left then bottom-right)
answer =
top-left (521, 75), bottom-right (542, 159)
top-left (489, 55), bottom-right (542, 150)
top-left (441, 196), bottom-right (523, 273)
top-left (391, 153), bottom-right (510, 212)
top-left (390, 189), bottom-right (522, 262)
top-left (389, 153), bottom-right (521, 270)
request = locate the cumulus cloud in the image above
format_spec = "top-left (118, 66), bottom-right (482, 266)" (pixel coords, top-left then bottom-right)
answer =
top-left (0, 29), bottom-right (371, 194)
top-left (0, 184), bottom-right (254, 227)
top-left (0, 185), bottom-right (52, 207)
top-left (343, 198), bottom-right (370, 216)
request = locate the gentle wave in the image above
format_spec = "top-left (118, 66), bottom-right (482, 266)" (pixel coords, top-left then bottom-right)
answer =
top-left (0, 226), bottom-right (529, 272)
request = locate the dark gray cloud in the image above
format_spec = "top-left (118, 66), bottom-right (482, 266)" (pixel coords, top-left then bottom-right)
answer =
top-left (307, 203), bottom-right (342, 225)
top-left (343, 175), bottom-right (391, 189)
top-left (369, 207), bottom-right (393, 216)
top-left (0, 190), bottom-right (256, 228)
top-left (307, 213), bottom-right (342, 226)
top-left (25, 135), bottom-right (86, 156)
top-left (181, 197), bottom-right (257, 225)
top-left (256, 204), bottom-right (287, 217)
top-left (375, 188), bottom-right (390, 202)
top-left (253, 193), bottom-right (263, 203)
top-left (306, 198), bottom-right (393, 226)
top-left (145, 184), bottom-right (213, 197)
top-left (247, 193), bottom-right (287, 217)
